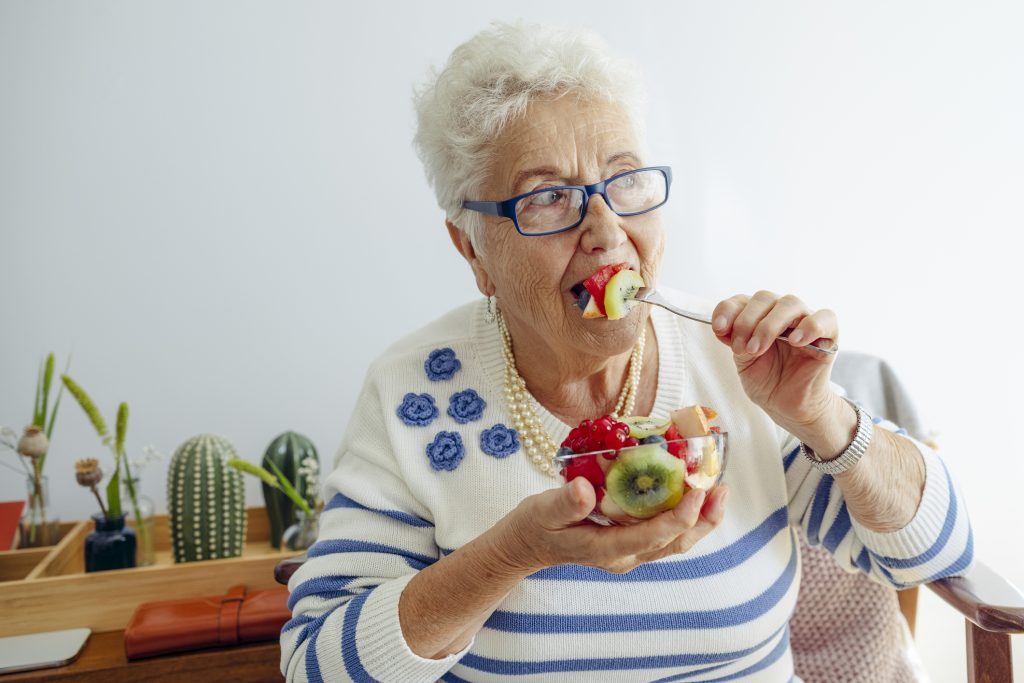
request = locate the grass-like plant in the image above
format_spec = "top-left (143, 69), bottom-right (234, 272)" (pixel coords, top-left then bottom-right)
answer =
top-left (61, 375), bottom-right (147, 550)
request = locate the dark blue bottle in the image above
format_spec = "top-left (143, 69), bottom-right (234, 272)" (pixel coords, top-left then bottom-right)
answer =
top-left (85, 513), bottom-right (136, 572)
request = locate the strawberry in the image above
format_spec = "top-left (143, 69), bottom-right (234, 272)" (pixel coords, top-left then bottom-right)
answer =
top-left (664, 424), bottom-right (680, 441)
top-left (668, 437), bottom-right (688, 460)
top-left (582, 264), bottom-right (626, 316)
top-left (623, 437), bottom-right (640, 448)
top-left (564, 454), bottom-right (605, 488)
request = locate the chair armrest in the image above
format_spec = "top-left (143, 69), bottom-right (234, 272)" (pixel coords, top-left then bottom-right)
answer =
top-left (275, 553), bottom-right (308, 586)
top-left (926, 560), bottom-right (1024, 633)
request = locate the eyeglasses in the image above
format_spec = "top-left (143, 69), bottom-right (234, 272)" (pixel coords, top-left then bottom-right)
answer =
top-left (462, 166), bottom-right (672, 236)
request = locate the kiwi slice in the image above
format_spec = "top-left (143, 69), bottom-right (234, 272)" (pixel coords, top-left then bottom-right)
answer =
top-left (605, 444), bottom-right (686, 519)
top-left (620, 415), bottom-right (671, 439)
top-left (604, 269), bottom-right (645, 320)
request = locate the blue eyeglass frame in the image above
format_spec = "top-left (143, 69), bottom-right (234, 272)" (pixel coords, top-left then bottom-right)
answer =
top-left (462, 165), bottom-right (673, 236)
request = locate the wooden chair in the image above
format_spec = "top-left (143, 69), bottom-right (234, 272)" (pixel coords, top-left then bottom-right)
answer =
top-left (274, 552), bottom-right (1024, 682)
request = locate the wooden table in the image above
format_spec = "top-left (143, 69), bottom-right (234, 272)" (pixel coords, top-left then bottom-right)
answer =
top-left (1, 631), bottom-right (283, 682)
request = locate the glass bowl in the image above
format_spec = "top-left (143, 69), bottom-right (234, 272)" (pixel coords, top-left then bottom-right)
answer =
top-left (554, 433), bottom-right (728, 526)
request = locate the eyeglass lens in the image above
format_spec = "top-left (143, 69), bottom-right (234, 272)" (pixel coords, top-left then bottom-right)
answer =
top-left (513, 169), bottom-right (667, 234)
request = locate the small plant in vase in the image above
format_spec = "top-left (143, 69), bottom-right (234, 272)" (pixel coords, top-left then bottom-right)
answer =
top-left (0, 352), bottom-right (70, 547)
top-left (61, 375), bottom-right (148, 570)
top-left (228, 456), bottom-right (322, 551)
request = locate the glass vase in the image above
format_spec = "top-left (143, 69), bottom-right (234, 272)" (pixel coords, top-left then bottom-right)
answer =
top-left (85, 513), bottom-right (137, 572)
top-left (281, 510), bottom-right (319, 551)
top-left (122, 477), bottom-right (155, 566)
top-left (19, 475), bottom-right (61, 548)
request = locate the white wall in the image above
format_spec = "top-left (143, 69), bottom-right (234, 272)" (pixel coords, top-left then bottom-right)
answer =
top-left (1, 1), bottom-right (1021, 679)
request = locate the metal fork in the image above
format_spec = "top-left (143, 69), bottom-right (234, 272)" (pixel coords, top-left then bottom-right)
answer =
top-left (633, 288), bottom-right (838, 355)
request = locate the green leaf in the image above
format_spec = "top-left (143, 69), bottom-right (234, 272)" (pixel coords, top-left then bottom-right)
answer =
top-left (106, 469), bottom-right (121, 518)
top-left (266, 458), bottom-right (312, 515)
top-left (115, 402), bottom-right (128, 457)
top-left (33, 358), bottom-right (45, 427)
top-left (39, 353), bottom-right (54, 431)
top-left (227, 458), bottom-right (281, 489)
top-left (61, 375), bottom-right (109, 440)
top-left (41, 356), bottom-right (71, 470)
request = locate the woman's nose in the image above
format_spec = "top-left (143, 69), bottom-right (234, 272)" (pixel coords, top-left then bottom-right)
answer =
top-left (578, 194), bottom-right (627, 253)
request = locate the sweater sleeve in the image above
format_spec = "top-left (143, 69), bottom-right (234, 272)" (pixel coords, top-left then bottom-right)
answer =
top-left (782, 387), bottom-right (974, 588)
top-left (280, 378), bottom-right (471, 682)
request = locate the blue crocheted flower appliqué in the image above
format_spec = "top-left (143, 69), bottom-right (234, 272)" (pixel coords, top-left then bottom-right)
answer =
top-left (396, 393), bottom-right (439, 427)
top-left (425, 347), bottom-right (461, 381)
top-left (480, 423), bottom-right (520, 459)
top-left (426, 431), bottom-right (465, 472)
top-left (447, 389), bottom-right (486, 424)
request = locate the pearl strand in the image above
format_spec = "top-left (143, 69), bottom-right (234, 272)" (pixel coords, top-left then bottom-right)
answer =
top-left (495, 307), bottom-right (646, 476)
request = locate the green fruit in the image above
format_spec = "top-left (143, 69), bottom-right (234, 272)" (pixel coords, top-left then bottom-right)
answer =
top-left (605, 444), bottom-right (686, 519)
top-left (620, 415), bottom-right (671, 439)
top-left (167, 434), bottom-right (247, 563)
top-left (262, 432), bottom-right (319, 550)
top-left (604, 269), bottom-right (645, 320)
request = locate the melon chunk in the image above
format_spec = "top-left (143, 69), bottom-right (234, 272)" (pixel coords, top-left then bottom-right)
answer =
top-left (671, 405), bottom-right (711, 438)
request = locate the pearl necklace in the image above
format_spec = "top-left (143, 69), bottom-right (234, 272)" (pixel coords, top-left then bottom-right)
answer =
top-left (495, 307), bottom-right (646, 476)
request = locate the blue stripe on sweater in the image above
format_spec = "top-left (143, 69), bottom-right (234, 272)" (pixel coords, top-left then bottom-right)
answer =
top-left (324, 492), bottom-right (434, 528)
top-left (303, 611), bottom-right (328, 683)
top-left (287, 575), bottom-right (360, 610)
top-left (925, 526), bottom-right (974, 582)
top-left (524, 507), bottom-right (788, 583)
top-left (341, 591), bottom-right (380, 682)
top-left (869, 460), bottom-right (958, 569)
top-left (307, 539), bottom-right (437, 569)
top-left (458, 623), bottom-right (787, 675)
top-left (483, 541), bottom-right (797, 634)
top-left (651, 626), bottom-right (790, 682)
top-left (805, 475), bottom-right (833, 545)
top-left (282, 612), bottom-right (316, 633)
top-left (782, 445), bottom-right (800, 471)
top-left (822, 503), bottom-right (851, 554)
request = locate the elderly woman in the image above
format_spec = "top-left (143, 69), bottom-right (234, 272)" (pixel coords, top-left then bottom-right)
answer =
top-left (281, 22), bottom-right (972, 682)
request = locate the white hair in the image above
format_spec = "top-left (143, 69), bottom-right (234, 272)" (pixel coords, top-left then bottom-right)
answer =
top-left (412, 21), bottom-right (647, 253)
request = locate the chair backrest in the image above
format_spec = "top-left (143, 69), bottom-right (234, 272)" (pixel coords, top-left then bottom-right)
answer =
top-left (789, 351), bottom-right (929, 682)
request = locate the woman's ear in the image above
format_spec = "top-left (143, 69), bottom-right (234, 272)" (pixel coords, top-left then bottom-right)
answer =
top-left (446, 221), bottom-right (495, 296)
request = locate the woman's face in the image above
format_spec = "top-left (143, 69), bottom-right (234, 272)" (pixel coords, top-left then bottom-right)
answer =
top-left (474, 95), bottom-right (665, 356)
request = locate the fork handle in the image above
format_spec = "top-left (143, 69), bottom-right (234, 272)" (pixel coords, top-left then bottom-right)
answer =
top-left (635, 296), bottom-right (838, 356)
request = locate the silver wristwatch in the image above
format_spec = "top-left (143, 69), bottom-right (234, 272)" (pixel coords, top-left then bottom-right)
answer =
top-left (799, 398), bottom-right (873, 475)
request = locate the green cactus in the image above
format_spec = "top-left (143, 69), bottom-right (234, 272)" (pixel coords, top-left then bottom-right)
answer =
top-left (262, 432), bottom-right (319, 550)
top-left (168, 434), bottom-right (247, 563)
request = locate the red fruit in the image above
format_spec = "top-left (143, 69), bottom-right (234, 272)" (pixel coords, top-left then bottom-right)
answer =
top-left (563, 454), bottom-right (605, 488)
top-left (623, 437), bottom-right (640, 448)
top-left (604, 429), bottom-right (627, 451)
top-left (668, 438), bottom-right (688, 460)
top-left (686, 451), bottom-right (700, 474)
top-left (664, 424), bottom-right (680, 441)
top-left (709, 425), bottom-right (721, 433)
top-left (582, 264), bottom-right (626, 315)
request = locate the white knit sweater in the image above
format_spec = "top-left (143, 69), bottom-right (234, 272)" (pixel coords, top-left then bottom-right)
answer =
top-left (281, 290), bottom-right (973, 683)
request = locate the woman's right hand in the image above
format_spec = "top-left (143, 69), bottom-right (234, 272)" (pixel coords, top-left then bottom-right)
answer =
top-left (490, 478), bottom-right (730, 575)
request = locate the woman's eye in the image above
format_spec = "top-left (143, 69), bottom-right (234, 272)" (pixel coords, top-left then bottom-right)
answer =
top-left (530, 190), bottom-right (564, 207)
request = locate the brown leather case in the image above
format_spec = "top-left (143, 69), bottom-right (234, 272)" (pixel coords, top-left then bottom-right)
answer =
top-left (123, 585), bottom-right (291, 660)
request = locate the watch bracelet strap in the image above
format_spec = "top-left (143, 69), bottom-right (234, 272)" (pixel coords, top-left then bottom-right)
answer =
top-left (799, 398), bottom-right (873, 475)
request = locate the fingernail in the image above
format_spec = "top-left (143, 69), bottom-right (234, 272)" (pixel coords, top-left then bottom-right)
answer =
top-left (745, 337), bottom-right (760, 354)
top-left (718, 487), bottom-right (731, 509)
top-left (713, 316), bottom-right (727, 332)
top-left (788, 330), bottom-right (804, 345)
top-left (693, 489), bottom-right (706, 510)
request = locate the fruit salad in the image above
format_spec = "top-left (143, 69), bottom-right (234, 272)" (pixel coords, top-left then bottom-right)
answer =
top-left (572, 263), bottom-right (645, 321)
top-left (554, 406), bottom-right (726, 525)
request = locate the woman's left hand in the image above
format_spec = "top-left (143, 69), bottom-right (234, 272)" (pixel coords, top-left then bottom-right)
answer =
top-left (711, 291), bottom-right (841, 435)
